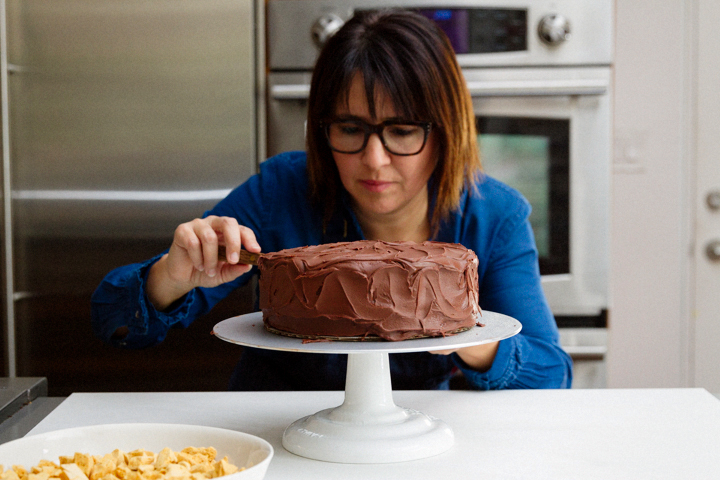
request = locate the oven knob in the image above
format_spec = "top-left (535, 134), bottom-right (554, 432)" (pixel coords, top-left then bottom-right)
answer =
top-left (311, 14), bottom-right (345, 49)
top-left (538, 14), bottom-right (571, 46)
top-left (707, 240), bottom-right (720, 262)
top-left (706, 190), bottom-right (720, 210)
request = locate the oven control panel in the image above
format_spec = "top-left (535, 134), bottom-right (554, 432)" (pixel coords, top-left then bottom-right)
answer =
top-left (417, 8), bottom-right (529, 54)
top-left (267, 0), bottom-right (612, 70)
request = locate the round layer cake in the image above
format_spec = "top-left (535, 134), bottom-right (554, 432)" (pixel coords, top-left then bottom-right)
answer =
top-left (257, 240), bottom-right (480, 341)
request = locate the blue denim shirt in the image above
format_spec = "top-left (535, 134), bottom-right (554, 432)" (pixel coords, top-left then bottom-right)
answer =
top-left (91, 151), bottom-right (572, 390)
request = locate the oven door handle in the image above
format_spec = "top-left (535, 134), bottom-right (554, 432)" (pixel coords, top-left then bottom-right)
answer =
top-left (270, 78), bottom-right (608, 100)
top-left (465, 79), bottom-right (608, 97)
top-left (271, 84), bottom-right (311, 100)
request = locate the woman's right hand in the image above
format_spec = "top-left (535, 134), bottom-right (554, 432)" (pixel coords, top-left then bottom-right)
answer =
top-left (146, 216), bottom-right (261, 311)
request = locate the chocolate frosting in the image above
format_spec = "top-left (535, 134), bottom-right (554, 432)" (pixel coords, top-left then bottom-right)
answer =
top-left (258, 240), bottom-right (480, 341)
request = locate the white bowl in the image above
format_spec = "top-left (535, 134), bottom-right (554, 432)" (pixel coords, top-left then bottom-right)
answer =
top-left (0, 423), bottom-right (273, 480)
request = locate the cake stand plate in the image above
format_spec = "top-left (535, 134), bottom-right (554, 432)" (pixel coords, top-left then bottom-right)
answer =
top-left (213, 311), bottom-right (521, 464)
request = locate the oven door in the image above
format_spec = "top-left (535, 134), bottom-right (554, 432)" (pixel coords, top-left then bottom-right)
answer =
top-left (466, 66), bottom-right (611, 319)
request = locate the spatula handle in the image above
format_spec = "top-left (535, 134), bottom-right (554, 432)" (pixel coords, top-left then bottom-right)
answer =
top-left (217, 246), bottom-right (260, 265)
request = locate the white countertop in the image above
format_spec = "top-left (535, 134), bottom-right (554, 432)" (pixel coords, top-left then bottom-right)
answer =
top-left (28, 389), bottom-right (720, 479)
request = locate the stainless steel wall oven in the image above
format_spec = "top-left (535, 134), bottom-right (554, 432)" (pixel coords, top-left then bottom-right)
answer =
top-left (264, 0), bottom-right (612, 326)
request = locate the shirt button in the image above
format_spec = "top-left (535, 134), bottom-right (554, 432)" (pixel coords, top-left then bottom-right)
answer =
top-left (135, 310), bottom-right (140, 318)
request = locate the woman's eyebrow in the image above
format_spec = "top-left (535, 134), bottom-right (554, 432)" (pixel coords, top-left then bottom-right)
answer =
top-left (333, 114), bottom-right (364, 121)
top-left (333, 114), bottom-right (407, 123)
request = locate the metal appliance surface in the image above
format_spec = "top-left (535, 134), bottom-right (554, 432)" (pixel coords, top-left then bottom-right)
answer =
top-left (0, 376), bottom-right (46, 420)
top-left (267, 0), bottom-right (611, 70)
top-left (264, 0), bottom-right (612, 324)
top-left (1, 0), bottom-right (258, 391)
top-left (7, 0), bottom-right (257, 240)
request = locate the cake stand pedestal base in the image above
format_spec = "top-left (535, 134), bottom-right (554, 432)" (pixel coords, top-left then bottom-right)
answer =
top-left (282, 352), bottom-right (454, 464)
top-left (213, 311), bottom-right (522, 463)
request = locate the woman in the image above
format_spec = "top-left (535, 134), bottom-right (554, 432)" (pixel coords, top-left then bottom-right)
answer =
top-left (92, 9), bottom-right (572, 390)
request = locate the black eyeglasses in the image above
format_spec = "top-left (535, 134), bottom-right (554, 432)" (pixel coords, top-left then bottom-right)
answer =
top-left (323, 119), bottom-right (432, 156)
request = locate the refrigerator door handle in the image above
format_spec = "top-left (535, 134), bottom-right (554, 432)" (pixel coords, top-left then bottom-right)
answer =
top-left (7, 63), bottom-right (27, 74)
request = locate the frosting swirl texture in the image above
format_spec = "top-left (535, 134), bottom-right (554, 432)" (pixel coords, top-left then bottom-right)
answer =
top-left (258, 240), bottom-right (480, 341)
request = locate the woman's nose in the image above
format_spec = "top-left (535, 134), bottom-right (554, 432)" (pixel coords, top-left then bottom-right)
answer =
top-left (362, 133), bottom-right (392, 169)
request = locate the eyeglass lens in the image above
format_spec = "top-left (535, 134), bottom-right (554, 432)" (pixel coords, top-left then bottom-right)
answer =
top-left (326, 120), bottom-right (428, 155)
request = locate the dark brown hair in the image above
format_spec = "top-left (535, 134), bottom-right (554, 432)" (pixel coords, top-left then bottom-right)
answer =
top-left (306, 9), bottom-right (481, 236)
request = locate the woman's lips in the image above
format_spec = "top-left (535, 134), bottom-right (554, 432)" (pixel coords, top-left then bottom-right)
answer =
top-left (360, 179), bottom-right (392, 193)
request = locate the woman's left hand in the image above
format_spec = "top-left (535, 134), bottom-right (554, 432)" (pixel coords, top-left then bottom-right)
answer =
top-left (431, 341), bottom-right (500, 372)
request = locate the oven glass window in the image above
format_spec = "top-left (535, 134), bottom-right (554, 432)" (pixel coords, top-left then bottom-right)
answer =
top-left (477, 117), bottom-right (570, 275)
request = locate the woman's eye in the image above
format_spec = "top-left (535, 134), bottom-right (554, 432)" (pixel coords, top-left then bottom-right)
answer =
top-left (388, 125), bottom-right (419, 137)
top-left (338, 124), bottom-right (362, 135)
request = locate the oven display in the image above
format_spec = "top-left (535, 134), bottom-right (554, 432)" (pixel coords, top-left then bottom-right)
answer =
top-left (418, 8), bottom-right (527, 54)
top-left (477, 117), bottom-right (570, 275)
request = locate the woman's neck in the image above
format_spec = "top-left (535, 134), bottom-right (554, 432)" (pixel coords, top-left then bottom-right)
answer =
top-left (353, 189), bottom-right (431, 243)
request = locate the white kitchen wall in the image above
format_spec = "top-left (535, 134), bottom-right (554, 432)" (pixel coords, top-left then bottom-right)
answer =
top-left (691, 0), bottom-right (720, 394)
top-left (607, 0), bottom-right (694, 387)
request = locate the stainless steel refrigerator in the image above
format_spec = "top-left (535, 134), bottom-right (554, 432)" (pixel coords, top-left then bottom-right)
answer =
top-left (1, 0), bottom-right (259, 394)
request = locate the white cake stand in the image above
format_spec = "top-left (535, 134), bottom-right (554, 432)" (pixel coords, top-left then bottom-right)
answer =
top-left (213, 311), bottom-right (521, 464)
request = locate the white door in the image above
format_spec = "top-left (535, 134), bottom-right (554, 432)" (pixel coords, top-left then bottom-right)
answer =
top-left (694, 0), bottom-right (720, 394)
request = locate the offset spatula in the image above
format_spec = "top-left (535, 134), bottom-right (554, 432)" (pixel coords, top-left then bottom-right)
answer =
top-left (217, 246), bottom-right (262, 265)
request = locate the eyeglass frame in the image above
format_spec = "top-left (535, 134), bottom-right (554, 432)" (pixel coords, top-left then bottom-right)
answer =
top-left (321, 119), bottom-right (433, 156)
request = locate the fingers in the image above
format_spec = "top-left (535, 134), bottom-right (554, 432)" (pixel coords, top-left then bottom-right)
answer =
top-left (218, 262), bottom-right (254, 284)
top-left (172, 216), bottom-right (260, 279)
top-left (220, 219), bottom-right (261, 265)
top-left (173, 220), bottom-right (207, 273)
